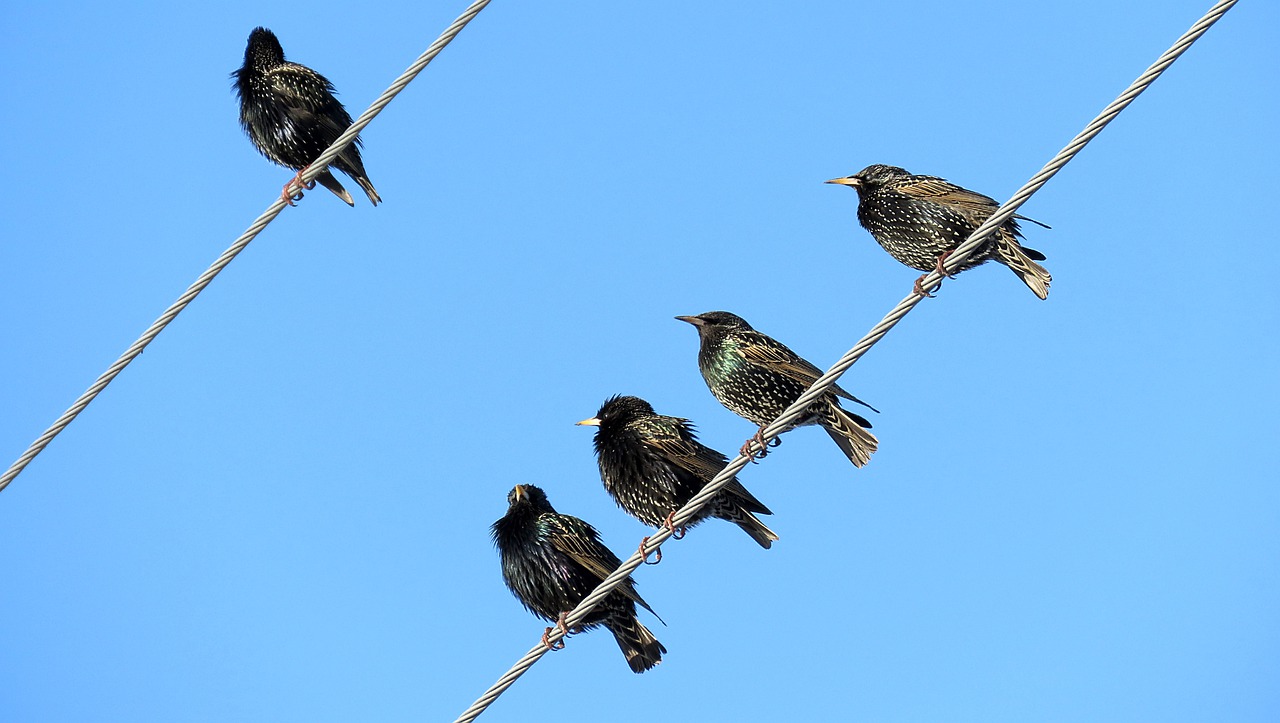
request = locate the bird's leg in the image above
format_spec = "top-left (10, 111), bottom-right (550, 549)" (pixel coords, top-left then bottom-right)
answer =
top-left (739, 426), bottom-right (771, 462)
top-left (541, 612), bottom-right (569, 651)
top-left (639, 536), bottom-right (662, 565)
top-left (662, 510), bottom-right (686, 540)
top-left (934, 249), bottom-right (958, 279)
top-left (913, 249), bottom-right (960, 297)
top-left (281, 168), bottom-right (317, 206)
top-left (913, 273), bottom-right (938, 298)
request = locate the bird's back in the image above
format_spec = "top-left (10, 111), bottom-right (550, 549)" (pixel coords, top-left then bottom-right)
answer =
top-left (857, 174), bottom-right (1020, 271)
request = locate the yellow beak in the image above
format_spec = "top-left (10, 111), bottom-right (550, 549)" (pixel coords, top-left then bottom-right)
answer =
top-left (576, 417), bottom-right (601, 427)
top-left (825, 176), bottom-right (860, 187)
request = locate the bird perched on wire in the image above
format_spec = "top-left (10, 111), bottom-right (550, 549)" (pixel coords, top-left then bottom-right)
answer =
top-left (826, 164), bottom-right (1050, 298)
top-left (233, 27), bottom-right (381, 207)
top-left (676, 311), bottom-right (879, 468)
top-left (491, 484), bottom-right (666, 673)
top-left (578, 395), bottom-right (778, 549)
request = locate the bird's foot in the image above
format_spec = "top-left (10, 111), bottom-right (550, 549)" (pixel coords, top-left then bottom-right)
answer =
top-left (541, 612), bottom-right (569, 651)
top-left (934, 249), bottom-right (958, 279)
top-left (740, 427), bottom-right (773, 462)
top-left (639, 536), bottom-right (662, 565)
top-left (913, 273), bottom-right (938, 298)
top-left (281, 169), bottom-right (317, 206)
top-left (662, 510), bottom-right (686, 541)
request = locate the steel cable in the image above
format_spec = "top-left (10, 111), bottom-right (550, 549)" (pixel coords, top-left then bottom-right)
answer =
top-left (0, 0), bottom-right (494, 494)
top-left (452, 1), bottom-right (1238, 719)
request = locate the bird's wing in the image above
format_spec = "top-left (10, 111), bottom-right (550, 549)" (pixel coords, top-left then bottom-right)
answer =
top-left (263, 65), bottom-right (354, 141)
top-left (893, 176), bottom-right (1000, 214)
top-left (264, 64), bottom-right (335, 112)
top-left (738, 333), bottom-right (879, 413)
top-left (898, 177), bottom-right (1050, 228)
top-left (639, 418), bottom-right (727, 481)
top-left (546, 518), bottom-right (620, 581)
top-left (737, 332), bottom-right (823, 382)
top-left (547, 517), bottom-right (654, 612)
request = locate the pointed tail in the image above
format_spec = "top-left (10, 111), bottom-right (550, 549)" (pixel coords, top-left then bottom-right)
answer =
top-left (353, 174), bottom-right (382, 206)
top-left (610, 616), bottom-right (666, 673)
top-left (716, 481), bottom-right (778, 549)
top-left (313, 170), bottom-right (355, 206)
top-left (997, 238), bottom-right (1051, 300)
top-left (732, 512), bottom-right (779, 549)
top-left (821, 404), bottom-right (879, 468)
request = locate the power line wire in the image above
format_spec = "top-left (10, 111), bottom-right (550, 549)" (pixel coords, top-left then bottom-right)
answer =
top-left (0, 0), bottom-right (494, 495)
top-left (451, 1), bottom-right (1238, 719)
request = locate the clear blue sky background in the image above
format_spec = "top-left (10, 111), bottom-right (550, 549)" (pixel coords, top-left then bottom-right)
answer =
top-left (2, 1), bottom-right (1276, 721)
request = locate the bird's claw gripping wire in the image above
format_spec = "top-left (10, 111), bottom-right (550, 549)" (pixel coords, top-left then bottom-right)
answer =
top-left (640, 512), bottom-right (686, 565)
top-left (541, 612), bottom-right (569, 651)
top-left (913, 273), bottom-right (938, 298)
top-left (915, 249), bottom-right (958, 297)
top-left (639, 536), bottom-right (662, 565)
top-left (281, 170), bottom-right (317, 206)
top-left (662, 510), bottom-right (687, 541)
top-left (934, 249), bottom-right (959, 280)
top-left (739, 428), bottom-right (780, 462)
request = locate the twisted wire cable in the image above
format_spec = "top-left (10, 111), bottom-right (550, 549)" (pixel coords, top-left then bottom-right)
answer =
top-left (453, 1), bottom-right (1238, 719)
top-left (0, 0), bottom-right (494, 494)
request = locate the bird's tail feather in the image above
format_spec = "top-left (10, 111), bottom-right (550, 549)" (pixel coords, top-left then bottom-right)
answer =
top-left (611, 618), bottom-right (666, 673)
top-left (998, 240), bottom-right (1052, 300)
top-left (732, 511), bottom-right (778, 549)
top-left (713, 500), bottom-right (778, 549)
top-left (822, 405), bottom-right (879, 468)
top-left (353, 174), bottom-right (381, 206)
top-left (314, 171), bottom-right (355, 206)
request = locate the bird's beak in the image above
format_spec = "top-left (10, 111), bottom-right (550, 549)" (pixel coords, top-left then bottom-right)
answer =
top-left (576, 417), bottom-right (601, 427)
top-left (674, 315), bottom-right (704, 327)
top-left (512, 484), bottom-right (526, 502)
top-left (825, 176), bottom-right (860, 187)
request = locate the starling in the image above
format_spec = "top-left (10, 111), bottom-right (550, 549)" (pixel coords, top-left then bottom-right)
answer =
top-left (577, 395), bottom-right (778, 549)
top-left (491, 484), bottom-right (666, 673)
top-left (676, 311), bottom-right (879, 468)
top-left (826, 164), bottom-right (1050, 298)
top-left (233, 27), bottom-right (381, 206)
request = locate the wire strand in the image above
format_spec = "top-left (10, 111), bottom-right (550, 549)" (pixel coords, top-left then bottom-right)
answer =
top-left (451, 1), bottom-right (1238, 719)
top-left (0, 0), bottom-right (494, 495)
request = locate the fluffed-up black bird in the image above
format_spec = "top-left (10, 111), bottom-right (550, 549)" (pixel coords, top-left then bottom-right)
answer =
top-left (826, 164), bottom-right (1050, 298)
top-left (233, 27), bottom-right (381, 206)
top-left (577, 395), bottom-right (778, 549)
top-left (676, 311), bottom-right (879, 468)
top-left (491, 484), bottom-right (666, 673)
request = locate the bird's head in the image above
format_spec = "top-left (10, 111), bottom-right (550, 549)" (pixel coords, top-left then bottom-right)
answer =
top-left (825, 164), bottom-right (909, 194)
top-left (675, 311), bottom-right (752, 337)
top-left (506, 483), bottom-right (553, 512)
top-left (577, 395), bottom-right (654, 430)
top-left (244, 27), bottom-right (286, 72)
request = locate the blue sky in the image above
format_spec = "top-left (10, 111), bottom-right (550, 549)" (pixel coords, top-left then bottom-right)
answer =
top-left (2, 1), bottom-right (1276, 721)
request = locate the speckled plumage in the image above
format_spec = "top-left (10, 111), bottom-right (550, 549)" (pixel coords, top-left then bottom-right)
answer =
top-left (490, 484), bottom-right (665, 673)
top-left (676, 311), bottom-right (879, 468)
top-left (578, 395), bottom-right (777, 548)
top-left (827, 164), bottom-right (1050, 298)
top-left (233, 27), bottom-right (380, 206)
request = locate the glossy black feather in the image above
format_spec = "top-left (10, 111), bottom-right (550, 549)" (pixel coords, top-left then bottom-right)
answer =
top-left (581, 395), bottom-right (777, 548)
top-left (232, 27), bottom-right (380, 206)
top-left (677, 311), bottom-right (879, 468)
top-left (491, 484), bottom-right (665, 673)
top-left (828, 164), bottom-right (1050, 297)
